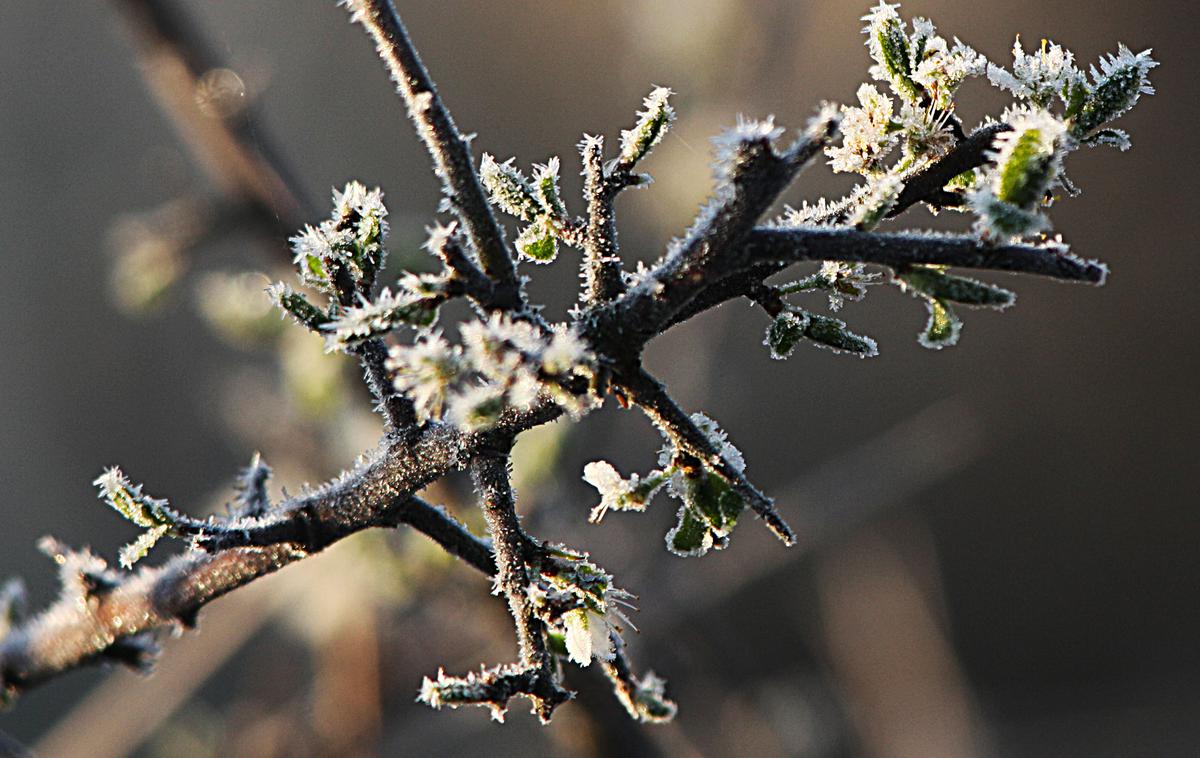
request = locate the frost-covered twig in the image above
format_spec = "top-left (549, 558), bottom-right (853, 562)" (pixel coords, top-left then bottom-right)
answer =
top-left (469, 449), bottom-right (572, 722)
top-left (343, 0), bottom-right (522, 309)
top-left (616, 366), bottom-right (796, 546)
top-left (1, 0), bottom-right (1156, 728)
top-left (743, 227), bottom-right (1106, 283)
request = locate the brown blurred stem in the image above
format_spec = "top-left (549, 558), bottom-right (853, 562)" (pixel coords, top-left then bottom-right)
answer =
top-left (112, 0), bottom-right (315, 241)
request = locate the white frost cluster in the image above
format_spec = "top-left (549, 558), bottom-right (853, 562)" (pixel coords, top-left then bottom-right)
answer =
top-left (826, 84), bottom-right (896, 174)
top-left (987, 38), bottom-right (1080, 106)
top-left (289, 181), bottom-right (389, 290)
top-left (581, 461), bottom-right (668, 523)
top-left (322, 287), bottom-right (436, 351)
top-left (384, 314), bottom-right (597, 431)
top-left (386, 332), bottom-right (464, 424)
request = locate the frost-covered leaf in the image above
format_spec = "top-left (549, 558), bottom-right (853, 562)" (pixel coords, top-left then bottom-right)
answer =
top-left (862, 2), bottom-right (921, 102)
top-left (1071, 45), bottom-right (1157, 137)
top-left (322, 288), bottom-right (439, 351)
top-left (665, 503), bottom-right (715, 557)
top-left (764, 310), bottom-right (809, 360)
top-left (118, 525), bottom-right (170, 570)
top-left (1080, 128), bottom-right (1132, 151)
top-left (970, 109), bottom-right (1066, 238)
top-left (618, 87), bottom-right (675, 166)
top-left (898, 267), bottom-right (1014, 308)
top-left (800, 311), bottom-right (880, 357)
top-left (918, 297), bottom-right (962, 349)
top-left (850, 173), bottom-right (904, 230)
top-left (532, 157), bottom-right (567, 220)
top-left (987, 38), bottom-right (1080, 108)
top-left (266, 282), bottom-right (331, 332)
top-left (480, 154), bottom-right (541, 221)
top-left (516, 220), bottom-right (559, 263)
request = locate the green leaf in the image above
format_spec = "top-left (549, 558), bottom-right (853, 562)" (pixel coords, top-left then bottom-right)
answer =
top-left (803, 312), bottom-right (880, 357)
top-left (665, 504), bottom-right (714, 557)
top-left (899, 267), bottom-right (1014, 309)
top-left (918, 297), bottom-right (962, 349)
top-left (516, 222), bottom-right (559, 263)
top-left (765, 311), bottom-right (809, 360)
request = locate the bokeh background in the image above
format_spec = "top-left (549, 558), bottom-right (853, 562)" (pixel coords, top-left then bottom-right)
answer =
top-left (1, 1), bottom-right (1196, 756)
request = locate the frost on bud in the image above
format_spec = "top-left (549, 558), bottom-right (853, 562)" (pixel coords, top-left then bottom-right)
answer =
top-left (531, 547), bottom-right (636, 666)
top-left (289, 223), bottom-right (354, 291)
top-left (618, 86), bottom-right (675, 167)
top-left (480, 154), bottom-right (541, 222)
top-left (779, 261), bottom-right (879, 311)
top-left (582, 461), bottom-right (670, 523)
top-left (897, 266), bottom-right (1014, 309)
top-left (1069, 45), bottom-right (1157, 138)
top-left (289, 182), bottom-right (390, 292)
top-left (912, 34), bottom-right (987, 108)
top-left (387, 333), bottom-right (465, 424)
top-left (826, 84), bottom-right (898, 175)
top-left (447, 383), bottom-right (509, 431)
top-left (233, 452), bottom-right (272, 517)
top-left (267, 283), bottom-right (331, 333)
top-left (987, 38), bottom-right (1081, 109)
top-left (321, 288), bottom-right (439, 351)
top-left (93, 468), bottom-right (186, 568)
top-left (917, 297), bottom-right (961, 349)
top-left (331, 181), bottom-right (389, 284)
top-left (970, 110), bottom-right (1067, 238)
top-left (849, 173), bottom-right (904, 230)
top-left (862, 2), bottom-right (921, 102)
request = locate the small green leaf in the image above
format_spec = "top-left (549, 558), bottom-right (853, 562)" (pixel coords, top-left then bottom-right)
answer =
top-left (918, 297), bottom-right (962, 349)
top-left (803, 312), bottom-right (880, 357)
top-left (665, 504), bottom-right (714, 557)
top-left (765, 311), bottom-right (809, 360)
top-left (899, 267), bottom-right (1014, 309)
top-left (516, 221), bottom-right (559, 263)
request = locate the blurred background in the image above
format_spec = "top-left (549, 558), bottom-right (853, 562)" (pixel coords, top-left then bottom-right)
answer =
top-left (0, 1), bottom-right (1195, 756)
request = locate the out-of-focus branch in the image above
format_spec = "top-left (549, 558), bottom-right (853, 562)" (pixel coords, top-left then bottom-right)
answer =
top-left (112, 0), bottom-right (314, 237)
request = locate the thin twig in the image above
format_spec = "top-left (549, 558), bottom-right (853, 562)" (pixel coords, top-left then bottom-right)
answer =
top-left (580, 136), bottom-right (627, 304)
top-left (615, 366), bottom-right (796, 546)
top-left (470, 447), bottom-right (572, 722)
top-left (344, 0), bottom-right (522, 309)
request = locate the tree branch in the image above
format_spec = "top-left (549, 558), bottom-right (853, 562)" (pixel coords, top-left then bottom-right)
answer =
top-left (469, 446), bottom-right (572, 722)
top-left (344, 0), bottom-right (522, 309)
